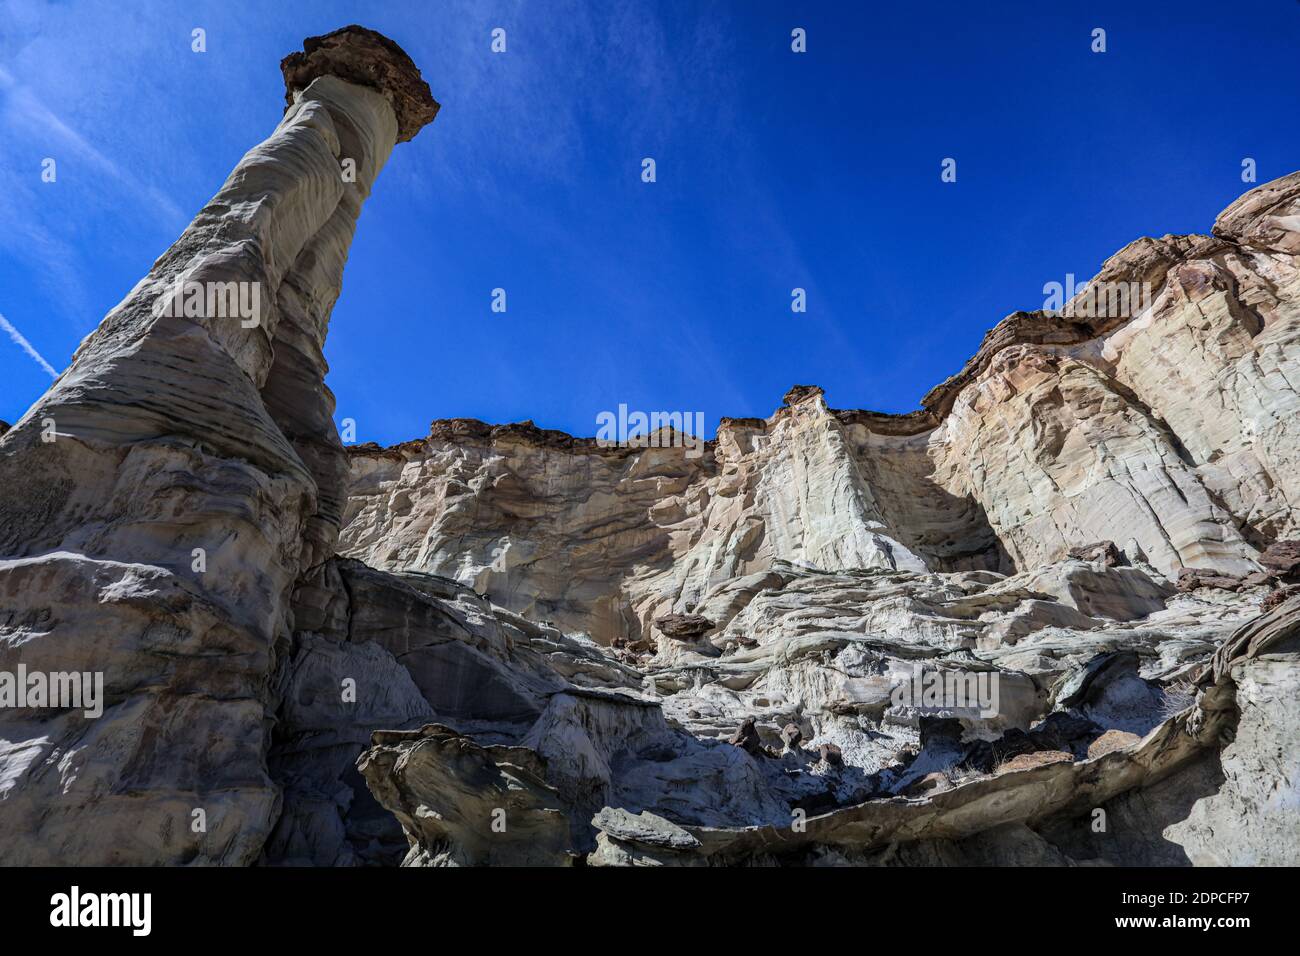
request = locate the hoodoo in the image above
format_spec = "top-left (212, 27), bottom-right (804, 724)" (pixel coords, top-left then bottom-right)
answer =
top-left (0, 25), bottom-right (437, 865)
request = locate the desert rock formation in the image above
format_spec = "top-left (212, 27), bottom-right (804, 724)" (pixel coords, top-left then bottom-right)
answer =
top-left (0, 25), bottom-right (438, 864)
top-left (342, 193), bottom-right (1300, 645)
top-left (343, 167), bottom-right (1300, 865)
top-left (1, 26), bottom-right (1297, 867)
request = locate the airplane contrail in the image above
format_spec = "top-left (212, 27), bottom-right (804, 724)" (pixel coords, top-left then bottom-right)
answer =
top-left (0, 312), bottom-right (58, 378)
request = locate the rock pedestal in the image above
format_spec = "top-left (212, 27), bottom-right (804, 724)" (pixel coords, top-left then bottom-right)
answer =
top-left (0, 26), bottom-right (437, 865)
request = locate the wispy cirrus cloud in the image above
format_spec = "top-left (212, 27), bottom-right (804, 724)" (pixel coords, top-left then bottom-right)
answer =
top-left (0, 60), bottom-right (188, 331)
top-left (0, 66), bottom-right (187, 225)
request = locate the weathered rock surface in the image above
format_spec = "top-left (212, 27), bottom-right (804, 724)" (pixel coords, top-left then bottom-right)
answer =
top-left (1260, 539), bottom-right (1300, 581)
top-left (347, 170), bottom-right (1300, 866)
top-left (0, 26), bottom-right (438, 865)
top-left (0, 27), bottom-right (1297, 867)
top-left (341, 193), bottom-right (1300, 644)
top-left (358, 595), bottom-right (1300, 866)
top-left (654, 613), bottom-right (715, 640)
top-left (1164, 594), bottom-right (1300, 864)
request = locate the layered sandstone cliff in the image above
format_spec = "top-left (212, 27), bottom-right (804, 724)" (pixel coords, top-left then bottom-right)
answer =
top-left (340, 195), bottom-right (1300, 646)
top-left (339, 169), bottom-right (1300, 865)
top-left (0, 25), bottom-right (1297, 868)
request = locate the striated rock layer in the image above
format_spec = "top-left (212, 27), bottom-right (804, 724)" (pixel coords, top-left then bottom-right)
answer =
top-left (1, 21), bottom-right (1298, 866)
top-left (342, 170), bottom-right (1300, 866)
top-left (0, 26), bottom-right (438, 864)
top-left (359, 593), bottom-right (1299, 866)
top-left (341, 175), bottom-right (1300, 646)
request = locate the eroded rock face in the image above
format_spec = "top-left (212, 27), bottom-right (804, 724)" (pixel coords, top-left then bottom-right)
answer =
top-left (1163, 595), bottom-right (1300, 865)
top-left (338, 390), bottom-right (994, 649)
top-left (342, 174), bottom-right (1300, 648)
top-left (1, 28), bottom-right (1297, 868)
top-left (358, 593), bottom-right (1299, 866)
top-left (348, 171), bottom-right (1300, 867)
top-left (0, 26), bottom-right (437, 865)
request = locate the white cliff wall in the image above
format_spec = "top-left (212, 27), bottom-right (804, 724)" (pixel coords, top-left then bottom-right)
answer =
top-left (341, 172), bottom-right (1300, 642)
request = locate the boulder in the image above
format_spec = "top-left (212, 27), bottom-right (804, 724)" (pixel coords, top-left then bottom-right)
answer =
top-left (1260, 540), bottom-right (1300, 582)
top-left (1067, 541), bottom-right (1128, 567)
top-left (997, 751), bottom-right (1074, 773)
top-left (1177, 568), bottom-right (1246, 592)
top-left (1264, 585), bottom-right (1300, 611)
top-left (819, 743), bottom-right (844, 767)
top-left (653, 613), bottom-right (716, 640)
top-left (781, 722), bottom-right (803, 750)
top-left (1086, 729), bottom-right (1142, 759)
top-left (728, 717), bottom-right (766, 756)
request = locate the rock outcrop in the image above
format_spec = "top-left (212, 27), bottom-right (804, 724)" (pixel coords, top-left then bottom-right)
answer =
top-left (341, 179), bottom-right (1300, 642)
top-left (1, 24), bottom-right (1297, 867)
top-left (356, 585), bottom-right (1299, 866)
top-left (0, 26), bottom-right (438, 865)
top-left (342, 170), bottom-right (1300, 866)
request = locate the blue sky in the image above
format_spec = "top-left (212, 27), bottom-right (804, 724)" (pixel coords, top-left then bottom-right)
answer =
top-left (2, 0), bottom-right (1298, 444)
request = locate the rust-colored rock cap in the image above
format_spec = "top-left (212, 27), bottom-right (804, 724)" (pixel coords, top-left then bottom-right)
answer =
top-left (281, 25), bottom-right (440, 142)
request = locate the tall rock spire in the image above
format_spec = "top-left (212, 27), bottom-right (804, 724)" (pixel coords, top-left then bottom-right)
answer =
top-left (0, 27), bottom-right (436, 864)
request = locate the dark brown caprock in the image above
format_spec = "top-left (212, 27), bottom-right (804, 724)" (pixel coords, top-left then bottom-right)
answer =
top-left (281, 24), bottom-right (440, 142)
